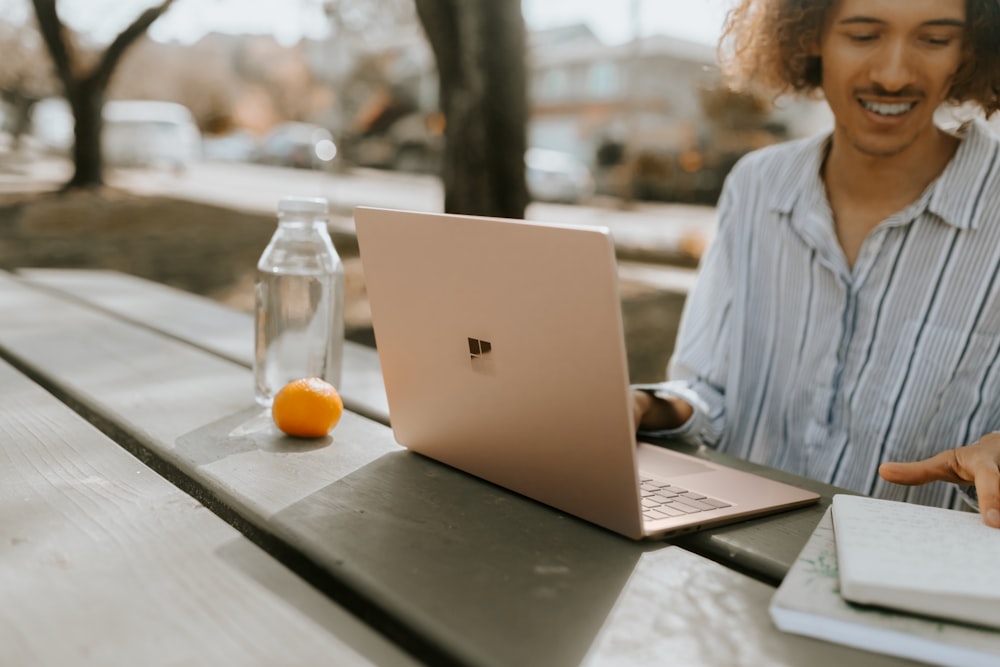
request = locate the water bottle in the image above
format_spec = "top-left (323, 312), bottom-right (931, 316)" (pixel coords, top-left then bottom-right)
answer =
top-left (254, 196), bottom-right (345, 407)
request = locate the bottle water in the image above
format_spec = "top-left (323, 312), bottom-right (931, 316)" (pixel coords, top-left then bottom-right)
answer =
top-left (254, 196), bottom-right (345, 407)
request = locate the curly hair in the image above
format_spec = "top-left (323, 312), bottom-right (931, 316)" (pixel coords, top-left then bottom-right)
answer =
top-left (718, 0), bottom-right (1000, 116)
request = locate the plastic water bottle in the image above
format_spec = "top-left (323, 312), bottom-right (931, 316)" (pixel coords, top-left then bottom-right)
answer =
top-left (254, 196), bottom-right (345, 407)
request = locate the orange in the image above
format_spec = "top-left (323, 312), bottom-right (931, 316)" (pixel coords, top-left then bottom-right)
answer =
top-left (271, 377), bottom-right (343, 438)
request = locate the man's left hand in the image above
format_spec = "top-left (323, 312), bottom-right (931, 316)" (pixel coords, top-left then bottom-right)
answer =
top-left (879, 433), bottom-right (1000, 528)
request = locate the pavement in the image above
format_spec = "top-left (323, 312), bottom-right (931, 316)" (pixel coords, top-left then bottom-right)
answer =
top-left (0, 152), bottom-right (717, 271)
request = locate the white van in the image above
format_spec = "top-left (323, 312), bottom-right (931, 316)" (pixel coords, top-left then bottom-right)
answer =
top-left (102, 100), bottom-right (201, 171)
top-left (30, 99), bottom-right (201, 170)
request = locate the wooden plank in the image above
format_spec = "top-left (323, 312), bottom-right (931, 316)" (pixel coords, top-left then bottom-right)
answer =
top-left (580, 547), bottom-right (920, 667)
top-left (0, 273), bottom-right (399, 518)
top-left (15, 268), bottom-right (390, 425)
top-left (0, 272), bottom-right (917, 666)
top-left (0, 358), bottom-right (417, 667)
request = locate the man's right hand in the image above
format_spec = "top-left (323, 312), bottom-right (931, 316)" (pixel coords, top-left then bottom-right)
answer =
top-left (631, 389), bottom-right (694, 432)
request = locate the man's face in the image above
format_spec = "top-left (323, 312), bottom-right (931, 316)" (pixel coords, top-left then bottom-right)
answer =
top-left (818, 0), bottom-right (966, 159)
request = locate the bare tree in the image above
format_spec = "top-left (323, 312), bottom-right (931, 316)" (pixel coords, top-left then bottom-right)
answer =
top-left (414, 0), bottom-right (528, 219)
top-left (30, 0), bottom-right (176, 188)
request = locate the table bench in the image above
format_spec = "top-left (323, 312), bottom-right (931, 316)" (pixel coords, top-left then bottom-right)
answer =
top-left (0, 269), bottom-right (919, 666)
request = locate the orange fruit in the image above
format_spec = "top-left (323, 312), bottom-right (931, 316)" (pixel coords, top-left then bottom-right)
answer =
top-left (271, 377), bottom-right (343, 438)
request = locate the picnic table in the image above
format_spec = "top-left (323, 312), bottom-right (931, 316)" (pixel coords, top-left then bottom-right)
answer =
top-left (0, 268), bottom-right (922, 666)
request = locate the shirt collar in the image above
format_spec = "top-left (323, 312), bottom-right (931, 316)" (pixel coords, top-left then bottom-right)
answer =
top-left (927, 118), bottom-right (998, 230)
top-left (768, 132), bottom-right (829, 217)
top-left (771, 117), bottom-right (999, 231)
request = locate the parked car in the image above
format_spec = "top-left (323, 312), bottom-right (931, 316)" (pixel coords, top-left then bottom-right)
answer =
top-left (525, 148), bottom-right (595, 204)
top-left (201, 129), bottom-right (256, 163)
top-left (252, 122), bottom-right (337, 170)
top-left (341, 111), bottom-right (444, 174)
top-left (102, 100), bottom-right (202, 171)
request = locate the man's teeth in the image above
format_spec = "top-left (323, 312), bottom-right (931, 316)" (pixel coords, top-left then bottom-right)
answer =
top-left (862, 100), bottom-right (914, 116)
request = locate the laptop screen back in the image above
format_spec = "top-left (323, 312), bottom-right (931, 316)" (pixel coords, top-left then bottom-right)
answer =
top-left (354, 206), bottom-right (645, 537)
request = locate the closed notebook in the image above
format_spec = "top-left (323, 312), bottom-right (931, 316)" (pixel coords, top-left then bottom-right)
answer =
top-left (831, 494), bottom-right (1000, 630)
top-left (770, 506), bottom-right (1000, 667)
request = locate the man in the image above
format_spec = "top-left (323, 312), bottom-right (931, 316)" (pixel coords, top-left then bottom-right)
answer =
top-left (632, 0), bottom-right (1000, 527)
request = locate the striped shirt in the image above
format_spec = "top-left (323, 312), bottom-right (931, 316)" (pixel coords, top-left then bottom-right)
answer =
top-left (642, 119), bottom-right (1000, 509)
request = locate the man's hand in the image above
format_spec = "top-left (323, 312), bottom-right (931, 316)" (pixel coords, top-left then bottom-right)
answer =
top-left (631, 390), bottom-right (694, 432)
top-left (879, 433), bottom-right (1000, 528)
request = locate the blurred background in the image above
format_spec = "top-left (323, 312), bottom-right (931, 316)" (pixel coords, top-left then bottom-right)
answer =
top-left (0, 0), bottom-right (836, 204)
top-left (0, 0), bottom-right (840, 382)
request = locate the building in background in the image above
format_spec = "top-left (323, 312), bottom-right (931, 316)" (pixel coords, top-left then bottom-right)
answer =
top-left (526, 24), bottom-right (830, 202)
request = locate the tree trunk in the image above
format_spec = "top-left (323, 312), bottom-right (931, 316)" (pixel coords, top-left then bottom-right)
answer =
top-left (415, 0), bottom-right (528, 219)
top-left (66, 82), bottom-right (104, 188)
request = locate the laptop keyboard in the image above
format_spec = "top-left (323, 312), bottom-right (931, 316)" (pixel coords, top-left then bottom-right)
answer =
top-left (640, 477), bottom-right (732, 521)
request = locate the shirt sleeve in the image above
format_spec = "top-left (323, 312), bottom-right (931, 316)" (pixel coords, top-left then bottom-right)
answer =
top-left (632, 168), bottom-right (741, 447)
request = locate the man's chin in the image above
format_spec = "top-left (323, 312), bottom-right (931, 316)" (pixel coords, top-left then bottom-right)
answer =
top-left (848, 131), bottom-right (920, 160)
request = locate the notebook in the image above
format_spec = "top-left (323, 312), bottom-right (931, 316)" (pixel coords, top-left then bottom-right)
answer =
top-left (353, 206), bottom-right (819, 540)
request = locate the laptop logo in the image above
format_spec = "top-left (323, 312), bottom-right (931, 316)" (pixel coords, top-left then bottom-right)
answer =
top-left (468, 337), bottom-right (492, 359)
top-left (468, 337), bottom-right (495, 375)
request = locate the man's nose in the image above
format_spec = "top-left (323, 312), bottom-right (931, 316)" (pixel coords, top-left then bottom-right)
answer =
top-left (869, 40), bottom-right (915, 93)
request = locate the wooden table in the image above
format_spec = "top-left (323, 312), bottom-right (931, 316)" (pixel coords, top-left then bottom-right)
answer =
top-left (0, 269), bottom-right (921, 666)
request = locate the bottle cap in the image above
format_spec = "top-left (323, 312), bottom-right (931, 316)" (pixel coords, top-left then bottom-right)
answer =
top-left (278, 196), bottom-right (329, 215)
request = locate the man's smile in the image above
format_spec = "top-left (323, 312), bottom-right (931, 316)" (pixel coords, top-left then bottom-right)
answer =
top-left (859, 99), bottom-right (918, 116)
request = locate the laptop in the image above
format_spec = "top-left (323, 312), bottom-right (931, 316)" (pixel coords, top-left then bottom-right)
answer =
top-left (354, 206), bottom-right (819, 540)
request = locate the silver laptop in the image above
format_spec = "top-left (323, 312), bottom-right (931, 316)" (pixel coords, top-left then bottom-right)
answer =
top-left (354, 206), bottom-right (819, 540)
